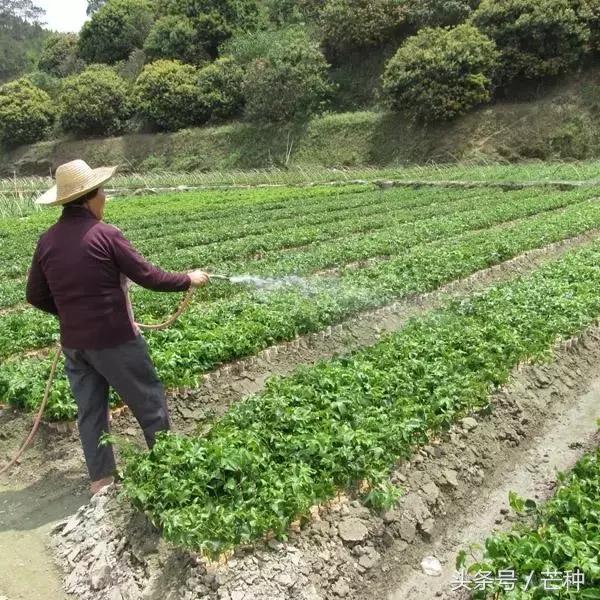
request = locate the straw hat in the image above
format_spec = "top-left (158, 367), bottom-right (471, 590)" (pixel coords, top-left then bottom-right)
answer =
top-left (36, 159), bottom-right (118, 206)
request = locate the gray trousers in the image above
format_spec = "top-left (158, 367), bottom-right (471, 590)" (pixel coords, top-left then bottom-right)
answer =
top-left (62, 334), bottom-right (170, 481)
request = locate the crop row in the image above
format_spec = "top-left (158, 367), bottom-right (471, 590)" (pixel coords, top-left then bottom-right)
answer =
top-left (0, 185), bottom-right (486, 290)
top-left (27, 186), bottom-right (595, 318)
top-left (6, 182), bottom-right (470, 268)
top-left (0, 188), bottom-right (592, 357)
top-left (132, 188), bottom-right (490, 257)
top-left (0, 187), bottom-right (501, 311)
top-left (3, 195), bottom-right (600, 420)
top-left (0, 184), bottom-right (371, 269)
top-left (120, 235), bottom-right (600, 556)
top-left (462, 448), bottom-right (600, 597)
top-left (0, 186), bottom-right (488, 282)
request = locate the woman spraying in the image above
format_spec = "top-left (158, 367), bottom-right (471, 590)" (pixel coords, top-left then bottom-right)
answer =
top-left (26, 160), bottom-right (209, 495)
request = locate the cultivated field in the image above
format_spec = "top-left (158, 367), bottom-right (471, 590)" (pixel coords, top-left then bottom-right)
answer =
top-left (1, 167), bottom-right (599, 600)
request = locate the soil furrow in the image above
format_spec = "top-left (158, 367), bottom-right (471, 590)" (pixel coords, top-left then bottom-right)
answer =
top-left (48, 291), bottom-right (600, 600)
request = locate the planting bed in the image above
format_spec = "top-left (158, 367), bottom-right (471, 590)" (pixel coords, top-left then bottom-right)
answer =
top-left (2, 185), bottom-right (600, 420)
top-left (1, 177), bottom-right (600, 600)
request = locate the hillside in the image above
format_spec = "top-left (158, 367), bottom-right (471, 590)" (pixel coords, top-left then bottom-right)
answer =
top-left (1, 0), bottom-right (599, 167)
top-left (2, 66), bottom-right (599, 177)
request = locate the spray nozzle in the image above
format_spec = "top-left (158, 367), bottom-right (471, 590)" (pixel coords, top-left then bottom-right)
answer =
top-left (208, 274), bottom-right (232, 282)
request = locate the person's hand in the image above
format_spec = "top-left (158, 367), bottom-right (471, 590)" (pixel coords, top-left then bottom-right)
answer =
top-left (188, 270), bottom-right (210, 288)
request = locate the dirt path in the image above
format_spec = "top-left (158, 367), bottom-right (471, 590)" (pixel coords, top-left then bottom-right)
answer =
top-left (0, 468), bottom-right (87, 599)
top-left (370, 379), bottom-right (600, 600)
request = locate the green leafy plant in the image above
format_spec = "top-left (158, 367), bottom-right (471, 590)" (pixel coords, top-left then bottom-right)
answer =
top-left (58, 65), bottom-right (134, 136)
top-left (383, 23), bottom-right (499, 122)
top-left (0, 77), bottom-right (55, 147)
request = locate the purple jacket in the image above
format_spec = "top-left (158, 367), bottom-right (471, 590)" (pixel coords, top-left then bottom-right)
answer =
top-left (26, 205), bottom-right (191, 350)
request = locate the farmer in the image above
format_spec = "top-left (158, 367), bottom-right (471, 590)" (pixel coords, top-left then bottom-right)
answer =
top-left (26, 159), bottom-right (209, 495)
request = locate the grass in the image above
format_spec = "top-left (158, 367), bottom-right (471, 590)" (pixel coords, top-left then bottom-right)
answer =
top-left (2, 161), bottom-right (600, 219)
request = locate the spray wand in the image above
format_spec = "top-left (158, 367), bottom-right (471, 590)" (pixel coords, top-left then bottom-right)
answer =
top-left (208, 274), bottom-right (233, 283)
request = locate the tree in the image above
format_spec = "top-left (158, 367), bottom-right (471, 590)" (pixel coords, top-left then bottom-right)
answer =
top-left (0, 0), bottom-right (44, 24)
top-left (156, 0), bottom-right (260, 57)
top-left (86, 0), bottom-right (107, 15)
top-left (264, 0), bottom-right (324, 25)
top-left (38, 33), bottom-right (82, 77)
top-left (144, 15), bottom-right (210, 64)
top-left (79, 0), bottom-right (153, 64)
top-left (59, 65), bottom-right (133, 136)
top-left (404, 0), bottom-right (480, 28)
top-left (134, 60), bottom-right (209, 131)
top-left (383, 24), bottom-right (499, 121)
top-left (242, 29), bottom-right (333, 122)
top-left (198, 57), bottom-right (244, 120)
top-left (0, 78), bottom-right (55, 147)
top-left (320, 0), bottom-right (407, 54)
top-left (576, 0), bottom-right (600, 52)
top-left (0, 0), bottom-right (46, 82)
top-left (471, 0), bottom-right (590, 83)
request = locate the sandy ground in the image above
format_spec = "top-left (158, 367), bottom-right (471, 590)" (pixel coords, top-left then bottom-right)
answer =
top-left (0, 466), bottom-right (87, 599)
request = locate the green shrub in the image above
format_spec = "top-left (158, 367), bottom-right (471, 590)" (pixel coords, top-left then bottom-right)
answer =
top-left (0, 78), bottom-right (55, 147)
top-left (156, 0), bottom-right (260, 57)
top-left (242, 30), bottom-right (332, 122)
top-left (38, 32), bottom-right (83, 77)
top-left (144, 15), bottom-right (211, 65)
top-left (135, 60), bottom-right (209, 131)
top-left (578, 0), bottom-right (600, 52)
top-left (59, 65), bottom-right (133, 136)
top-left (383, 23), bottom-right (499, 121)
top-left (198, 57), bottom-right (245, 120)
top-left (24, 71), bottom-right (63, 98)
top-left (264, 0), bottom-right (323, 25)
top-left (320, 0), bottom-right (407, 53)
top-left (79, 0), bottom-right (153, 64)
top-left (471, 0), bottom-right (590, 83)
top-left (404, 0), bottom-right (480, 27)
